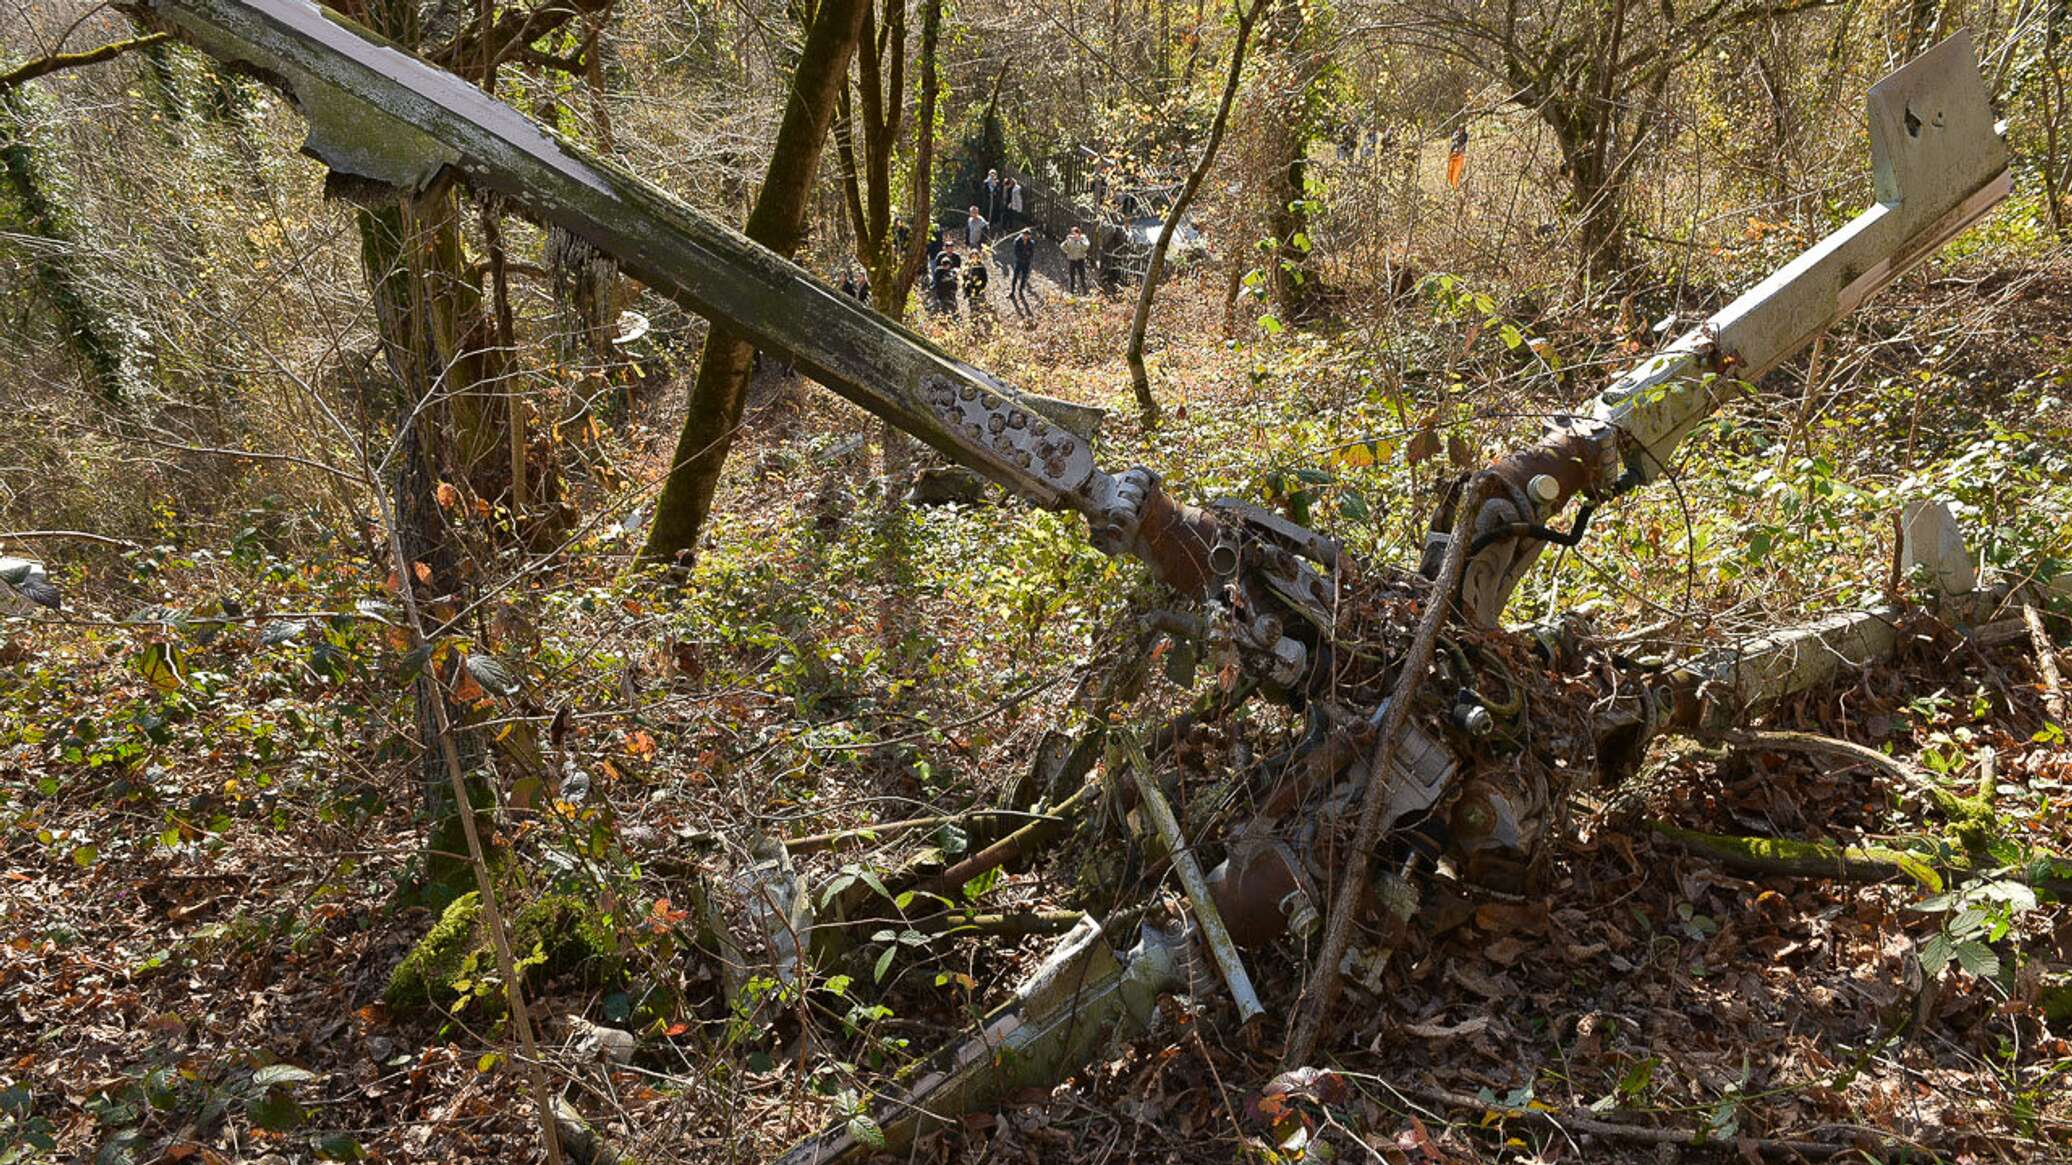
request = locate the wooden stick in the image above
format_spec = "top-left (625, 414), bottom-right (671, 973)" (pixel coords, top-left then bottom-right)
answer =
top-left (912, 781), bottom-right (1096, 901)
top-left (1708, 727), bottom-right (1946, 801)
top-left (783, 809), bottom-right (1058, 856)
top-left (1122, 733), bottom-right (1264, 1022)
top-left (374, 475), bottom-right (564, 1165)
top-left (0, 529), bottom-right (140, 548)
top-left (2023, 602), bottom-right (2067, 722)
top-left (0, 32), bottom-right (170, 91)
top-left (1393, 1083), bottom-right (1874, 1160)
top-left (1283, 474), bottom-right (1492, 1069)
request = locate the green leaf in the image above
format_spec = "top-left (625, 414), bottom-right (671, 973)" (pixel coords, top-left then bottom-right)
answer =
top-left (823, 974), bottom-right (852, 997)
top-left (1954, 940), bottom-right (2000, 979)
top-left (70, 844), bottom-right (98, 868)
top-left (1257, 313), bottom-right (1284, 336)
top-left (316, 1133), bottom-right (368, 1161)
top-left (1919, 932), bottom-right (1953, 976)
top-left (961, 865), bottom-right (1003, 903)
top-left (872, 946), bottom-right (896, 983)
top-left (132, 642), bottom-right (185, 692)
top-left (252, 1064), bottom-right (317, 1087)
top-left (847, 1113), bottom-right (887, 1149)
top-left (819, 872), bottom-right (856, 908)
top-left (246, 1091), bottom-right (302, 1132)
top-left (858, 869), bottom-right (890, 901)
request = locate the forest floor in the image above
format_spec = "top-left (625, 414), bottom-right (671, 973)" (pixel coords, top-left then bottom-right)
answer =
top-left (3, 257), bottom-right (2071, 1165)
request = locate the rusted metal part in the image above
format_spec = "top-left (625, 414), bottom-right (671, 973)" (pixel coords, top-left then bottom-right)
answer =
top-left (1254, 720), bottom-right (1373, 821)
top-left (1206, 841), bottom-right (1318, 950)
top-left (1093, 469), bottom-right (1224, 600)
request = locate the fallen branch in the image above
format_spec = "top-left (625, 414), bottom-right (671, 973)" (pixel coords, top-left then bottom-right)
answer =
top-left (913, 909), bottom-right (1087, 937)
top-left (912, 780), bottom-right (1096, 900)
top-left (1121, 731), bottom-right (1263, 1022)
top-left (1649, 822), bottom-right (1944, 889)
top-left (2024, 603), bottom-right (2067, 722)
top-left (1708, 727), bottom-right (1947, 802)
top-left (783, 809), bottom-right (1060, 856)
top-left (0, 529), bottom-right (141, 549)
top-left (1392, 1083), bottom-right (1880, 1160)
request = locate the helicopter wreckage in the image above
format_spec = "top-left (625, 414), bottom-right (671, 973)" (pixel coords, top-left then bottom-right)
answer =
top-left (106, 2), bottom-right (2069, 1158)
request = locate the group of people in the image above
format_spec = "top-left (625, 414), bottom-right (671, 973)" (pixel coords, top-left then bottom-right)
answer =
top-left (926, 211), bottom-right (1038, 316)
top-left (921, 210), bottom-right (1096, 315)
top-left (832, 189), bottom-right (1099, 317)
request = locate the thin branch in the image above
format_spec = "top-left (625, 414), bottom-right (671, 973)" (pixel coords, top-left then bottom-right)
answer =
top-left (0, 529), bottom-right (140, 548)
top-left (0, 31), bottom-right (169, 92)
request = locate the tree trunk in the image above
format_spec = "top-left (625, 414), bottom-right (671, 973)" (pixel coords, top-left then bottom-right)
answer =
top-left (342, 0), bottom-right (510, 888)
top-left (1544, 98), bottom-right (1631, 286)
top-left (1256, 0), bottom-right (1320, 321)
top-left (879, 0), bottom-right (942, 474)
top-left (1126, 0), bottom-right (1269, 423)
top-left (0, 87), bottom-right (138, 405)
top-left (640, 0), bottom-right (871, 564)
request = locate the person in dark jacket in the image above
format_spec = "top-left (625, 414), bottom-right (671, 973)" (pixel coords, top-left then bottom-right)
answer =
top-left (1009, 229), bottom-right (1036, 300)
top-left (932, 245), bottom-right (962, 313)
top-left (962, 258), bottom-right (989, 307)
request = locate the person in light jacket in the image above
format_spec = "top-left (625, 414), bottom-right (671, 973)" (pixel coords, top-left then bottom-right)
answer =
top-left (1061, 227), bottom-right (1091, 294)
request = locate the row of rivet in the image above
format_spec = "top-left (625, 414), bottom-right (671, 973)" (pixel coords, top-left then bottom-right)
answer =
top-left (922, 375), bottom-right (1079, 481)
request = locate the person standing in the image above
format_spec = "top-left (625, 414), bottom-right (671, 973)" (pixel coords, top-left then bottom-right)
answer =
top-left (1061, 227), bottom-right (1090, 294)
top-left (984, 168), bottom-right (1001, 221)
top-left (962, 256), bottom-right (990, 310)
top-left (933, 244), bottom-right (962, 313)
top-left (1006, 176), bottom-right (1025, 228)
top-left (965, 205), bottom-right (989, 250)
top-left (1010, 229), bottom-right (1036, 301)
